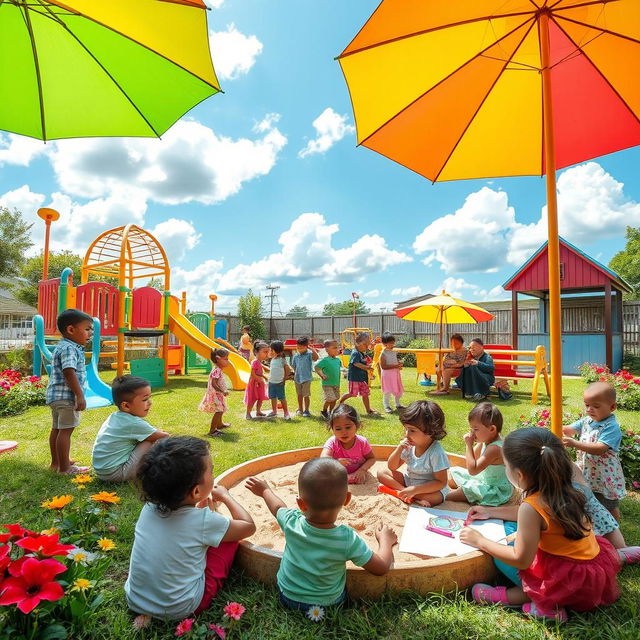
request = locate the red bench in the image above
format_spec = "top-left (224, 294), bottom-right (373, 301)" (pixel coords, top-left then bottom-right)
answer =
top-left (485, 344), bottom-right (533, 381)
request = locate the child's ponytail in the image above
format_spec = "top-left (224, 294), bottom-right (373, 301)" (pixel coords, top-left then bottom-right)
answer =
top-left (504, 428), bottom-right (590, 540)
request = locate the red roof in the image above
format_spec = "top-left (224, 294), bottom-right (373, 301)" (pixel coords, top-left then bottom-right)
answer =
top-left (503, 238), bottom-right (631, 295)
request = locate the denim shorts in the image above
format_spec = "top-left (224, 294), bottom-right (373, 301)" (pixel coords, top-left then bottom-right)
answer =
top-left (277, 586), bottom-right (347, 613)
top-left (268, 382), bottom-right (285, 400)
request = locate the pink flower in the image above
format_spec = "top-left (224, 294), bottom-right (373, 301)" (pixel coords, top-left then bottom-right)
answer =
top-left (537, 420), bottom-right (546, 427)
top-left (632, 481), bottom-right (640, 489)
top-left (209, 624), bottom-right (226, 639)
top-left (174, 618), bottom-right (194, 636)
top-left (223, 602), bottom-right (246, 621)
top-left (621, 384), bottom-right (629, 390)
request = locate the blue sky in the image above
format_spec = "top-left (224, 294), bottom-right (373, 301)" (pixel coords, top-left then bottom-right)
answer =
top-left (1, 0), bottom-right (639, 314)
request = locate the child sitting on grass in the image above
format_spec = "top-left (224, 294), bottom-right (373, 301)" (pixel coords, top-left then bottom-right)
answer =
top-left (46, 309), bottom-right (93, 474)
top-left (125, 436), bottom-right (255, 621)
top-left (321, 404), bottom-right (375, 484)
top-left (92, 375), bottom-right (169, 482)
top-left (447, 402), bottom-right (512, 506)
top-left (245, 458), bottom-right (397, 617)
top-left (377, 400), bottom-right (450, 506)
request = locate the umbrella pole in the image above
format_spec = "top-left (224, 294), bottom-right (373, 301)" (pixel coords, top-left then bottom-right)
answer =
top-left (438, 307), bottom-right (444, 390)
top-left (540, 12), bottom-right (563, 438)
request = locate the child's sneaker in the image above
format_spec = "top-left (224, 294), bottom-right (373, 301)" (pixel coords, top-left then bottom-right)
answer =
top-left (522, 602), bottom-right (568, 623)
top-left (470, 584), bottom-right (518, 607)
top-left (266, 411), bottom-right (277, 418)
top-left (302, 411), bottom-right (311, 418)
top-left (295, 410), bottom-right (303, 416)
top-left (320, 410), bottom-right (329, 419)
top-left (619, 546), bottom-right (640, 564)
top-left (283, 414), bottom-right (292, 421)
top-left (384, 406), bottom-right (394, 414)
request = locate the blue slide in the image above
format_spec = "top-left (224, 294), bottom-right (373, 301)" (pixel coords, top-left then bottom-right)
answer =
top-left (33, 315), bottom-right (113, 409)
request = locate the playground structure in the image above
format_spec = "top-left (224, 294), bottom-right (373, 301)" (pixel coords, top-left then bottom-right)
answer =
top-left (34, 224), bottom-right (251, 395)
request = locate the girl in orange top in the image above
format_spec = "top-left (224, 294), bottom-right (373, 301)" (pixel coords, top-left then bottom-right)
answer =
top-left (460, 427), bottom-right (620, 623)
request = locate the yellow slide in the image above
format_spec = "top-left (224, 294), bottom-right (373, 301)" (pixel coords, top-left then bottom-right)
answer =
top-left (168, 297), bottom-right (250, 390)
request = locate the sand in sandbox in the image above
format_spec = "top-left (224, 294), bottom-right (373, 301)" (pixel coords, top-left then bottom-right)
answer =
top-left (221, 460), bottom-right (472, 564)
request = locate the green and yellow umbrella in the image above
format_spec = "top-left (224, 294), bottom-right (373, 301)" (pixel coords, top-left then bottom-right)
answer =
top-left (0, 0), bottom-right (220, 140)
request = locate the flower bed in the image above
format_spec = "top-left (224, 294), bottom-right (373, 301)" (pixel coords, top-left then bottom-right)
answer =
top-left (515, 407), bottom-right (582, 430)
top-left (0, 476), bottom-right (119, 639)
top-left (0, 369), bottom-right (46, 417)
top-left (578, 363), bottom-right (640, 411)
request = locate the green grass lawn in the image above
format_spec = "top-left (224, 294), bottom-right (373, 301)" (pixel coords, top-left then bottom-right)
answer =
top-left (1, 371), bottom-right (639, 640)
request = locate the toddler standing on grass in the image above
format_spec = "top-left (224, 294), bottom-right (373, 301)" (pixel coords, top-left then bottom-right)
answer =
top-left (199, 348), bottom-right (231, 437)
top-left (291, 336), bottom-right (318, 417)
top-left (244, 340), bottom-right (269, 420)
top-left (563, 382), bottom-right (626, 521)
top-left (379, 332), bottom-right (404, 413)
top-left (339, 333), bottom-right (377, 415)
top-left (267, 340), bottom-right (292, 420)
top-left (245, 458), bottom-right (397, 618)
top-left (239, 326), bottom-right (252, 361)
top-left (92, 375), bottom-right (169, 482)
top-left (315, 339), bottom-right (342, 419)
top-left (125, 436), bottom-right (255, 621)
top-left (46, 309), bottom-right (93, 474)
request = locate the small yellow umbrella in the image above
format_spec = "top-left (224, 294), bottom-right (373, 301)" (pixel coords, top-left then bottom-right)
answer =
top-left (394, 291), bottom-right (494, 385)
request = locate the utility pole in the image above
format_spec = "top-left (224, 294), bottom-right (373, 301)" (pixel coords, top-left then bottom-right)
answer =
top-left (265, 284), bottom-right (281, 340)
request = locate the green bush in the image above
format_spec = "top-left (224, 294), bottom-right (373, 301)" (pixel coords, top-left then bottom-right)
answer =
top-left (0, 370), bottom-right (46, 417)
top-left (622, 352), bottom-right (640, 375)
top-left (0, 347), bottom-right (32, 374)
top-left (395, 337), bottom-right (434, 368)
top-left (620, 430), bottom-right (640, 490)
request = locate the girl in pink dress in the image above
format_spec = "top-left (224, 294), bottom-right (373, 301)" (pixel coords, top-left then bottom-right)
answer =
top-left (199, 349), bottom-right (231, 437)
top-left (244, 341), bottom-right (269, 420)
top-left (320, 404), bottom-right (375, 484)
top-left (380, 332), bottom-right (404, 413)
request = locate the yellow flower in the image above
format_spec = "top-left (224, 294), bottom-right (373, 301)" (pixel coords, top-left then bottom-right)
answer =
top-left (90, 491), bottom-right (121, 505)
top-left (72, 552), bottom-right (87, 564)
top-left (70, 578), bottom-right (93, 592)
top-left (42, 495), bottom-right (73, 510)
top-left (71, 474), bottom-right (93, 485)
top-left (97, 538), bottom-right (116, 552)
top-left (41, 527), bottom-right (61, 536)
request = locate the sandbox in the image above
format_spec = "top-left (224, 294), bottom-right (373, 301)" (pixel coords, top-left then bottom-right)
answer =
top-left (216, 446), bottom-right (496, 599)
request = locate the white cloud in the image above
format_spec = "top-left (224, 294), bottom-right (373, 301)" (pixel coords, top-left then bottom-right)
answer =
top-left (45, 118), bottom-right (286, 206)
top-left (210, 24), bottom-right (263, 81)
top-left (363, 289), bottom-right (380, 298)
top-left (0, 134), bottom-right (47, 167)
top-left (436, 277), bottom-right (507, 301)
top-left (298, 108), bottom-right (355, 158)
top-left (0, 185), bottom-right (46, 215)
top-left (413, 187), bottom-right (515, 274)
top-left (172, 258), bottom-right (227, 309)
top-left (216, 212), bottom-right (411, 294)
top-left (150, 219), bottom-right (201, 264)
top-left (414, 163), bottom-right (640, 274)
top-left (508, 162), bottom-right (640, 264)
top-left (204, 0), bottom-right (225, 8)
top-left (391, 286), bottom-right (422, 298)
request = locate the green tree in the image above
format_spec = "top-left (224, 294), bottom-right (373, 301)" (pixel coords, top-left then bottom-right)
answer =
top-left (286, 304), bottom-right (309, 318)
top-left (146, 277), bottom-right (165, 291)
top-left (0, 208), bottom-right (33, 278)
top-left (237, 289), bottom-right (266, 340)
top-left (322, 299), bottom-right (370, 316)
top-left (609, 226), bottom-right (640, 300)
top-left (14, 251), bottom-right (84, 308)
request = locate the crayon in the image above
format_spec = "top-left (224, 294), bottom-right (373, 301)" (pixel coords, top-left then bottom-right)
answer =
top-left (425, 525), bottom-right (454, 538)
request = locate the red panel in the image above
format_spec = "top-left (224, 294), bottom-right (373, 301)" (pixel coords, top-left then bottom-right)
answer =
top-left (76, 282), bottom-right (119, 336)
top-left (544, 21), bottom-right (640, 172)
top-left (131, 287), bottom-right (162, 329)
top-left (38, 278), bottom-right (62, 334)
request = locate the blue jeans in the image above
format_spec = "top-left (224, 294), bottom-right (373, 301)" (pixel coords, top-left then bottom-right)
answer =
top-left (277, 586), bottom-right (347, 612)
top-left (493, 521), bottom-right (521, 586)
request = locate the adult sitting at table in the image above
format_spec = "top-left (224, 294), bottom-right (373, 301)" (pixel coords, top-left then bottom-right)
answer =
top-left (432, 333), bottom-right (467, 395)
top-left (456, 338), bottom-right (494, 402)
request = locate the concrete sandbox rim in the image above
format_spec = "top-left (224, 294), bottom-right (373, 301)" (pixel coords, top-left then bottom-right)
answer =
top-left (216, 445), bottom-right (496, 598)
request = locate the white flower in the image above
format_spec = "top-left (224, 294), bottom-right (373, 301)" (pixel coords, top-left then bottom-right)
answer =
top-left (67, 546), bottom-right (98, 565)
top-left (306, 605), bottom-right (325, 622)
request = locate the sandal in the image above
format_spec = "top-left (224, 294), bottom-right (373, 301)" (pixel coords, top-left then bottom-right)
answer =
top-left (522, 602), bottom-right (568, 623)
top-left (219, 423), bottom-right (231, 429)
top-left (618, 546), bottom-right (640, 564)
top-left (206, 430), bottom-right (224, 438)
top-left (471, 584), bottom-right (514, 606)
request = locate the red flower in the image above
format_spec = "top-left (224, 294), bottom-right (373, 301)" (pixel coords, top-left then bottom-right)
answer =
top-left (0, 545), bottom-right (10, 572)
top-left (0, 524), bottom-right (32, 544)
top-left (537, 420), bottom-right (546, 427)
top-left (16, 534), bottom-right (75, 558)
top-left (209, 624), bottom-right (226, 639)
top-left (174, 618), bottom-right (194, 636)
top-left (0, 557), bottom-right (66, 613)
top-left (595, 367), bottom-right (605, 374)
top-left (223, 601), bottom-right (246, 621)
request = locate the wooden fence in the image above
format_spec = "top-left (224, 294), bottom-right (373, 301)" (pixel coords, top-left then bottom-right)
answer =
top-left (220, 299), bottom-right (640, 356)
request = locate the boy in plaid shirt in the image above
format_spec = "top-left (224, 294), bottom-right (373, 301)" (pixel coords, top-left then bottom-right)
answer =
top-left (46, 309), bottom-right (93, 474)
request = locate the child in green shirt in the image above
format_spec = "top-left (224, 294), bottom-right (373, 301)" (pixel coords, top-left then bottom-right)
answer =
top-left (315, 339), bottom-right (343, 419)
top-left (245, 458), bottom-right (397, 617)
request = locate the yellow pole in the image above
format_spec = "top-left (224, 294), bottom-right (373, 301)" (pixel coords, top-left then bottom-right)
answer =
top-left (540, 12), bottom-right (563, 438)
